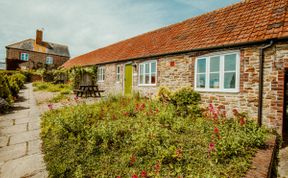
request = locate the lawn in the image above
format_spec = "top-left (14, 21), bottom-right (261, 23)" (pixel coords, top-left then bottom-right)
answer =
top-left (41, 88), bottom-right (268, 178)
top-left (33, 82), bottom-right (72, 103)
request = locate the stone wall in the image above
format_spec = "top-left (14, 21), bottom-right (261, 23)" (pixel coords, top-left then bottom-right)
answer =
top-left (95, 42), bottom-right (288, 133)
top-left (6, 48), bottom-right (69, 70)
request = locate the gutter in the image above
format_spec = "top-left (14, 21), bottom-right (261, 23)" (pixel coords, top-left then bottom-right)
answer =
top-left (258, 40), bottom-right (275, 127)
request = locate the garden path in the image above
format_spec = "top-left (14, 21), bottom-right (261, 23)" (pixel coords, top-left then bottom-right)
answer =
top-left (0, 83), bottom-right (47, 178)
top-left (278, 144), bottom-right (288, 178)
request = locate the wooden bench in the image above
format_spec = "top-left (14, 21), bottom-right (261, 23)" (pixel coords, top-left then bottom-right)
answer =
top-left (74, 85), bottom-right (105, 97)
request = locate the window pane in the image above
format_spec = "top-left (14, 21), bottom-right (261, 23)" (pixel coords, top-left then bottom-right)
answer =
top-left (151, 73), bottom-right (156, 84)
top-left (224, 72), bottom-right (236, 89)
top-left (151, 62), bottom-right (156, 73)
top-left (224, 54), bottom-right (236, 71)
top-left (210, 56), bottom-right (220, 72)
top-left (197, 74), bottom-right (206, 88)
top-left (197, 58), bottom-right (206, 73)
top-left (145, 74), bottom-right (150, 84)
top-left (145, 63), bottom-right (150, 73)
top-left (140, 75), bottom-right (144, 84)
top-left (140, 64), bottom-right (144, 75)
top-left (210, 73), bottom-right (220, 88)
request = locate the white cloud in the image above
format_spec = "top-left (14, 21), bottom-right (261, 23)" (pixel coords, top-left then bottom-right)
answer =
top-left (0, 0), bottom-right (239, 62)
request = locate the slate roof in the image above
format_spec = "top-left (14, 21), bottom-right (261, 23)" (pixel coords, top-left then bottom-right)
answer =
top-left (63, 0), bottom-right (288, 68)
top-left (6, 39), bottom-right (70, 57)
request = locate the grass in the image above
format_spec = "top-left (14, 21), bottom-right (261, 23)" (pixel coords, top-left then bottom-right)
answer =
top-left (33, 81), bottom-right (72, 93)
top-left (41, 95), bottom-right (269, 178)
top-left (33, 82), bottom-right (72, 103)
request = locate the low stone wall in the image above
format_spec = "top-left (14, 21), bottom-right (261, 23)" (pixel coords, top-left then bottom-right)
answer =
top-left (245, 135), bottom-right (278, 178)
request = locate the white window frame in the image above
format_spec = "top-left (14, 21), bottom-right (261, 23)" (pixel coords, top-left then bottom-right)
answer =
top-left (97, 66), bottom-right (105, 82)
top-left (46, 56), bottom-right (53, 65)
top-left (20, 53), bottom-right (29, 61)
top-left (138, 60), bottom-right (157, 86)
top-left (116, 65), bottom-right (121, 82)
top-left (194, 51), bottom-right (240, 93)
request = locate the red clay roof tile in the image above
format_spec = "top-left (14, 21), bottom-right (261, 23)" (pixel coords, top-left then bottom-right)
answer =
top-left (63, 0), bottom-right (288, 68)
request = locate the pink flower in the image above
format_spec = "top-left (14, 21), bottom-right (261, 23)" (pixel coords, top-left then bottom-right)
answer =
top-left (232, 108), bottom-right (239, 116)
top-left (209, 142), bottom-right (216, 152)
top-left (141, 170), bottom-right (147, 178)
top-left (132, 174), bottom-right (138, 178)
top-left (48, 104), bottom-right (53, 110)
top-left (74, 96), bottom-right (79, 102)
top-left (154, 161), bottom-right (161, 174)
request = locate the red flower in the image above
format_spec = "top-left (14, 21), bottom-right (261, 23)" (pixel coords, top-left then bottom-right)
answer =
top-left (141, 170), bottom-right (147, 178)
top-left (132, 174), bottom-right (138, 178)
top-left (155, 108), bottom-right (159, 113)
top-left (239, 117), bottom-right (246, 126)
top-left (48, 104), bottom-right (53, 110)
top-left (176, 148), bottom-right (182, 158)
top-left (123, 112), bottom-right (129, 116)
top-left (214, 127), bottom-right (219, 134)
top-left (129, 155), bottom-right (136, 166)
top-left (116, 176), bottom-right (121, 178)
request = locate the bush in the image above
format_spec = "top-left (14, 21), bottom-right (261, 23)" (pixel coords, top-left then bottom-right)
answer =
top-left (7, 73), bottom-right (26, 97)
top-left (0, 76), bottom-right (12, 104)
top-left (0, 72), bottom-right (26, 103)
top-left (41, 96), bottom-right (269, 178)
top-left (158, 87), bottom-right (201, 117)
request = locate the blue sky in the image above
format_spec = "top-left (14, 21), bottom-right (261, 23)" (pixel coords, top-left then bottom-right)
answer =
top-left (0, 0), bottom-right (239, 62)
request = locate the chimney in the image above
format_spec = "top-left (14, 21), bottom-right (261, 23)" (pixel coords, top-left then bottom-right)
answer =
top-left (36, 29), bottom-right (43, 44)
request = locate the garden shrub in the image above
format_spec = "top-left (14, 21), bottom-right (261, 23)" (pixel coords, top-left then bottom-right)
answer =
top-left (0, 76), bottom-right (12, 104)
top-left (41, 96), bottom-right (269, 178)
top-left (0, 72), bottom-right (26, 104)
top-left (158, 86), bottom-right (201, 117)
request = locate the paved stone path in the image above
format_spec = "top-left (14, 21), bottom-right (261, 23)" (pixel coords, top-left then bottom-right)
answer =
top-left (278, 145), bottom-right (288, 178)
top-left (0, 84), bottom-right (47, 178)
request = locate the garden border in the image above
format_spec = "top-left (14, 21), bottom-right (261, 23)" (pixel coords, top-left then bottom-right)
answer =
top-left (245, 135), bottom-right (278, 178)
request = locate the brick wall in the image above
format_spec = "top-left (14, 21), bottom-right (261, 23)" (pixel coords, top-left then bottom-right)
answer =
top-left (6, 48), bottom-right (69, 70)
top-left (95, 42), bottom-right (288, 133)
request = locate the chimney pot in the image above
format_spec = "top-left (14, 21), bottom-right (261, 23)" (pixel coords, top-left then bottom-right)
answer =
top-left (36, 29), bottom-right (43, 44)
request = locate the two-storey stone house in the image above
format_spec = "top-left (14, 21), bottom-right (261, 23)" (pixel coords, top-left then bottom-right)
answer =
top-left (62, 0), bottom-right (288, 137)
top-left (6, 30), bottom-right (70, 70)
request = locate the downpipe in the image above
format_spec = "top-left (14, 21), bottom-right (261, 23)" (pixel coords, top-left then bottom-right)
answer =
top-left (258, 40), bottom-right (274, 127)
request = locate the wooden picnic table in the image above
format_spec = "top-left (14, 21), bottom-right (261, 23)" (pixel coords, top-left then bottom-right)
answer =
top-left (74, 85), bottom-right (105, 97)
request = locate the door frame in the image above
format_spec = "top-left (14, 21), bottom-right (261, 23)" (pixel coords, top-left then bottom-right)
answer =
top-left (283, 69), bottom-right (288, 138)
top-left (123, 62), bottom-right (133, 95)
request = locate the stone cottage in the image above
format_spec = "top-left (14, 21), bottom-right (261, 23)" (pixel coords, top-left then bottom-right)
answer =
top-left (6, 30), bottom-right (70, 70)
top-left (63, 0), bottom-right (288, 137)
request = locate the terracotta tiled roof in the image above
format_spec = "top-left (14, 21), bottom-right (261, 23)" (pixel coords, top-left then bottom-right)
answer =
top-left (7, 39), bottom-right (70, 57)
top-left (63, 0), bottom-right (288, 68)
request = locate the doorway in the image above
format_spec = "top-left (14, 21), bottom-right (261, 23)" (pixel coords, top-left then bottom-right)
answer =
top-left (124, 64), bottom-right (133, 95)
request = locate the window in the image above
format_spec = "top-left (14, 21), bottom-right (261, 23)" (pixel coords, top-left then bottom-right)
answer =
top-left (20, 53), bottom-right (29, 61)
top-left (139, 61), bottom-right (157, 85)
top-left (46, 56), bottom-right (53, 65)
top-left (116, 65), bottom-right (121, 82)
top-left (195, 51), bottom-right (239, 92)
top-left (97, 66), bottom-right (105, 82)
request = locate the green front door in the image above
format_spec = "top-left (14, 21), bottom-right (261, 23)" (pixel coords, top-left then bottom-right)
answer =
top-left (125, 64), bottom-right (133, 95)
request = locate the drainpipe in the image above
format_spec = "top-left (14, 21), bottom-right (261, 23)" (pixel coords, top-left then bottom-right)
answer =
top-left (258, 40), bottom-right (274, 127)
